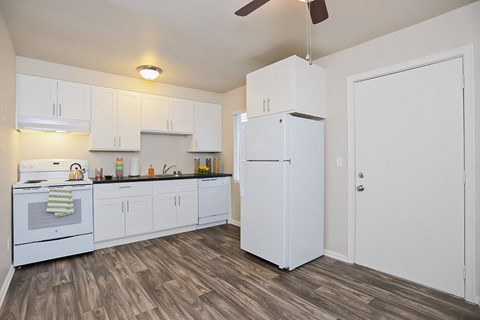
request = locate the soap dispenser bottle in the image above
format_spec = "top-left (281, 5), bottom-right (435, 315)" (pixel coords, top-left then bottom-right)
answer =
top-left (148, 165), bottom-right (155, 177)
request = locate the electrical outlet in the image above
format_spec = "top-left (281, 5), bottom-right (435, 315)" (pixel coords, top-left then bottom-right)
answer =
top-left (336, 156), bottom-right (343, 168)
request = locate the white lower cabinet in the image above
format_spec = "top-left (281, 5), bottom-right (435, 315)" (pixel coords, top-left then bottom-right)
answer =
top-left (152, 193), bottom-right (177, 231)
top-left (94, 182), bottom-right (152, 243)
top-left (176, 191), bottom-right (198, 227)
top-left (94, 179), bottom-right (198, 247)
top-left (93, 198), bottom-right (125, 242)
top-left (125, 195), bottom-right (153, 236)
top-left (153, 179), bottom-right (198, 231)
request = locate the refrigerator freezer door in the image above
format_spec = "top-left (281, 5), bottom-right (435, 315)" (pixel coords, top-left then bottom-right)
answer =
top-left (240, 161), bottom-right (288, 268)
top-left (244, 113), bottom-right (288, 161)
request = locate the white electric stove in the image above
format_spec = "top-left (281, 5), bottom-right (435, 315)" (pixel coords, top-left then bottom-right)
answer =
top-left (12, 159), bottom-right (94, 266)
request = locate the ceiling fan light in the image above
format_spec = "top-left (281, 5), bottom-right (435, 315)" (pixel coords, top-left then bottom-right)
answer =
top-left (137, 65), bottom-right (162, 80)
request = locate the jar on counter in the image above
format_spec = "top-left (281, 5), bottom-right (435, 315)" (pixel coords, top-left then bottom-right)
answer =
top-left (213, 159), bottom-right (220, 174)
top-left (205, 158), bottom-right (212, 174)
top-left (194, 158), bottom-right (200, 174)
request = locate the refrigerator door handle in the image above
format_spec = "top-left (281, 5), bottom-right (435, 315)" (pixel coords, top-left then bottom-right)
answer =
top-left (240, 160), bottom-right (246, 198)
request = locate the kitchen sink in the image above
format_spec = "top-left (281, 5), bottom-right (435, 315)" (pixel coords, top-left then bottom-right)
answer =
top-left (154, 173), bottom-right (196, 179)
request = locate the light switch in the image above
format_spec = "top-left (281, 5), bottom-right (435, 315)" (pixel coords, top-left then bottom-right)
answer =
top-left (336, 156), bottom-right (343, 168)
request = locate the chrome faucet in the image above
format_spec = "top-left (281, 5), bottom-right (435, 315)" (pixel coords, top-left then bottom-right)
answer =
top-left (162, 164), bottom-right (177, 174)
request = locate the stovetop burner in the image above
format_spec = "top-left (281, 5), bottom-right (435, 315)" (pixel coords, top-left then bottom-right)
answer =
top-left (14, 159), bottom-right (92, 189)
top-left (24, 179), bottom-right (47, 184)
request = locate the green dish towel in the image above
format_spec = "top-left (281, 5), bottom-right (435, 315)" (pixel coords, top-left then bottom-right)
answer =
top-left (46, 187), bottom-right (74, 217)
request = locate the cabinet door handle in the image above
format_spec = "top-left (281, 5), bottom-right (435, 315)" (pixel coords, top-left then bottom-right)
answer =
top-left (127, 200), bottom-right (129, 212)
top-left (267, 98), bottom-right (270, 112)
top-left (174, 196), bottom-right (177, 206)
top-left (113, 136), bottom-right (116, 147)
top-left (119, 185), bottom-right (131, 189)
top-left (122, 201), bottom-right (124, 213)
top-left (59, 104), bottom-right (62, 116)
top-left (195, 139), bottom-right (198, 148)
top-left (262, 99), bottom-right (266, 113)
top-left (178, 195), bottom-right (181, 206)
top-left (166, 120), bottom-right (169, 130)
top-left (53, 103), bottom-right (56, 116)
top-left (170, 120), bottom-right (174, 131)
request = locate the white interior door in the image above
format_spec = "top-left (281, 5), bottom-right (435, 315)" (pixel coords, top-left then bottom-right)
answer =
top-left (354, 58), bottom-right (465, 297)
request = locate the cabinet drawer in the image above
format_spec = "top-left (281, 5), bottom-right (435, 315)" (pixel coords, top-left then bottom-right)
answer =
top-left (94, 182), bottom-right (152, 199)
top-left (153, 179), bottom-right (197, 194)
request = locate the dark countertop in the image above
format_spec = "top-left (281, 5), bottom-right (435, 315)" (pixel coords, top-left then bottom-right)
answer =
top-left (91, 173), bottom-right (232, 184)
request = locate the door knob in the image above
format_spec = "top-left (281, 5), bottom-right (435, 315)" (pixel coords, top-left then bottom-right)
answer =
top-left (357, 185), bottom-right (365, 192)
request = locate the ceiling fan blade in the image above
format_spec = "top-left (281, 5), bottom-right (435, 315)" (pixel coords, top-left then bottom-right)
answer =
top-left (235, 0), bottom-right (270, 16)
top-left (308, 0), bottom-right (329, 24)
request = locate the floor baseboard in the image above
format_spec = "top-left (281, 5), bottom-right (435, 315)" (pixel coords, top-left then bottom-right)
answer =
top-left (324, 250), bottom-right (349, 263)
top-left (0, 266), bottom-right (14, 310)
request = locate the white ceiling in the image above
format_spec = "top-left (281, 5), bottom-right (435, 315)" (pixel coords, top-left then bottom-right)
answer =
top-left (0, 0), bottom-right (476, 93)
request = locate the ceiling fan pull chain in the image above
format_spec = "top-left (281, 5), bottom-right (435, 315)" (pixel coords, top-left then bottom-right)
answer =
top-left (305, 1), bottom-right (312, 65)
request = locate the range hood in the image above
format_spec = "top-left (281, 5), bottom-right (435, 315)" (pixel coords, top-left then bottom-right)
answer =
top-left (16, 115), bottom-right (90, 133)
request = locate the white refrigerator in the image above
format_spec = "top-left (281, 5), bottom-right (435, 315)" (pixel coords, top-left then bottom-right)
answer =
top-left (240, 112), bottom-right (324, 270)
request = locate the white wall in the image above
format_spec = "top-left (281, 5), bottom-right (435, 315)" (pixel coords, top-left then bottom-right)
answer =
top-left (221, 86), bottom-right (246, 224)
top-left (0, 8), bottom-right (18, 304)
top-left (314, 2), bottom-right (480, 296)
top-left (15, 57), bottom-right (224, 176)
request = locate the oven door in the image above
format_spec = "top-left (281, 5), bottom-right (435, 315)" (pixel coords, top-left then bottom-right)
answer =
top-left (13, 185), bottom-right (93, 244)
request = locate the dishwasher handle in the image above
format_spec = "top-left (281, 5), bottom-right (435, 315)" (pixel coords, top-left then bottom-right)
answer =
top-left (198, 177), bottom-right (228, 188)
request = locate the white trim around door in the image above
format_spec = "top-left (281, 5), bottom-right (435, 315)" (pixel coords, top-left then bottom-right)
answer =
top-left (346, 45), bottom-right (476, 303)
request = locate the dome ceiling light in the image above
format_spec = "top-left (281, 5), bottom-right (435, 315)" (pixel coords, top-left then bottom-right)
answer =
top-left (137, 65), bottom-right (163, 80)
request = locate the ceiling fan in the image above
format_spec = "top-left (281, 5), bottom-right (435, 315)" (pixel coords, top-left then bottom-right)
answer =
top-left (235, 0), bottom-right (329, 24)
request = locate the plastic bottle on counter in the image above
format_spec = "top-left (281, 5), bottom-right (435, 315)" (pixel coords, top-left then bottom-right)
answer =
top-left (115, 158), bottom-right (123, 178)
top-left (148, 165), bottom-right (155, 177)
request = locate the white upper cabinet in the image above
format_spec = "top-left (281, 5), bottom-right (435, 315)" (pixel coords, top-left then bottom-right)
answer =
top-left (189, 102), bottom-right (222, 152)
top-left (16, 74), bottom-right (91, 132)
top-left (246, 55), bottom-right (325, 119)
top-left (170, 98), bottom-right (194, 134)
top-left (17, 75), bottom-right (57, 118)
top-left (117, 90), bottom-right (142, 150)
top-left (141, 94), bottom-right (170, 132)
top-left (141, 94), bottom-right (194, 135)
top-left (89, 86), bottom-right (117, 149)
top-left (57, 80), bottom-right (91, 120)
top-left (90, 86), bottom-right (141, 151)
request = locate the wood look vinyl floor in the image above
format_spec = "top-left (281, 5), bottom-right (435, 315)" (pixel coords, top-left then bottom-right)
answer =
top-left (1, 224), bottom-right (479, 320)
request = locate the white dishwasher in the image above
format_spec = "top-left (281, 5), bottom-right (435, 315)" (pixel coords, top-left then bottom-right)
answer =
top-left (198, 177), bottom-right (231, 229)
